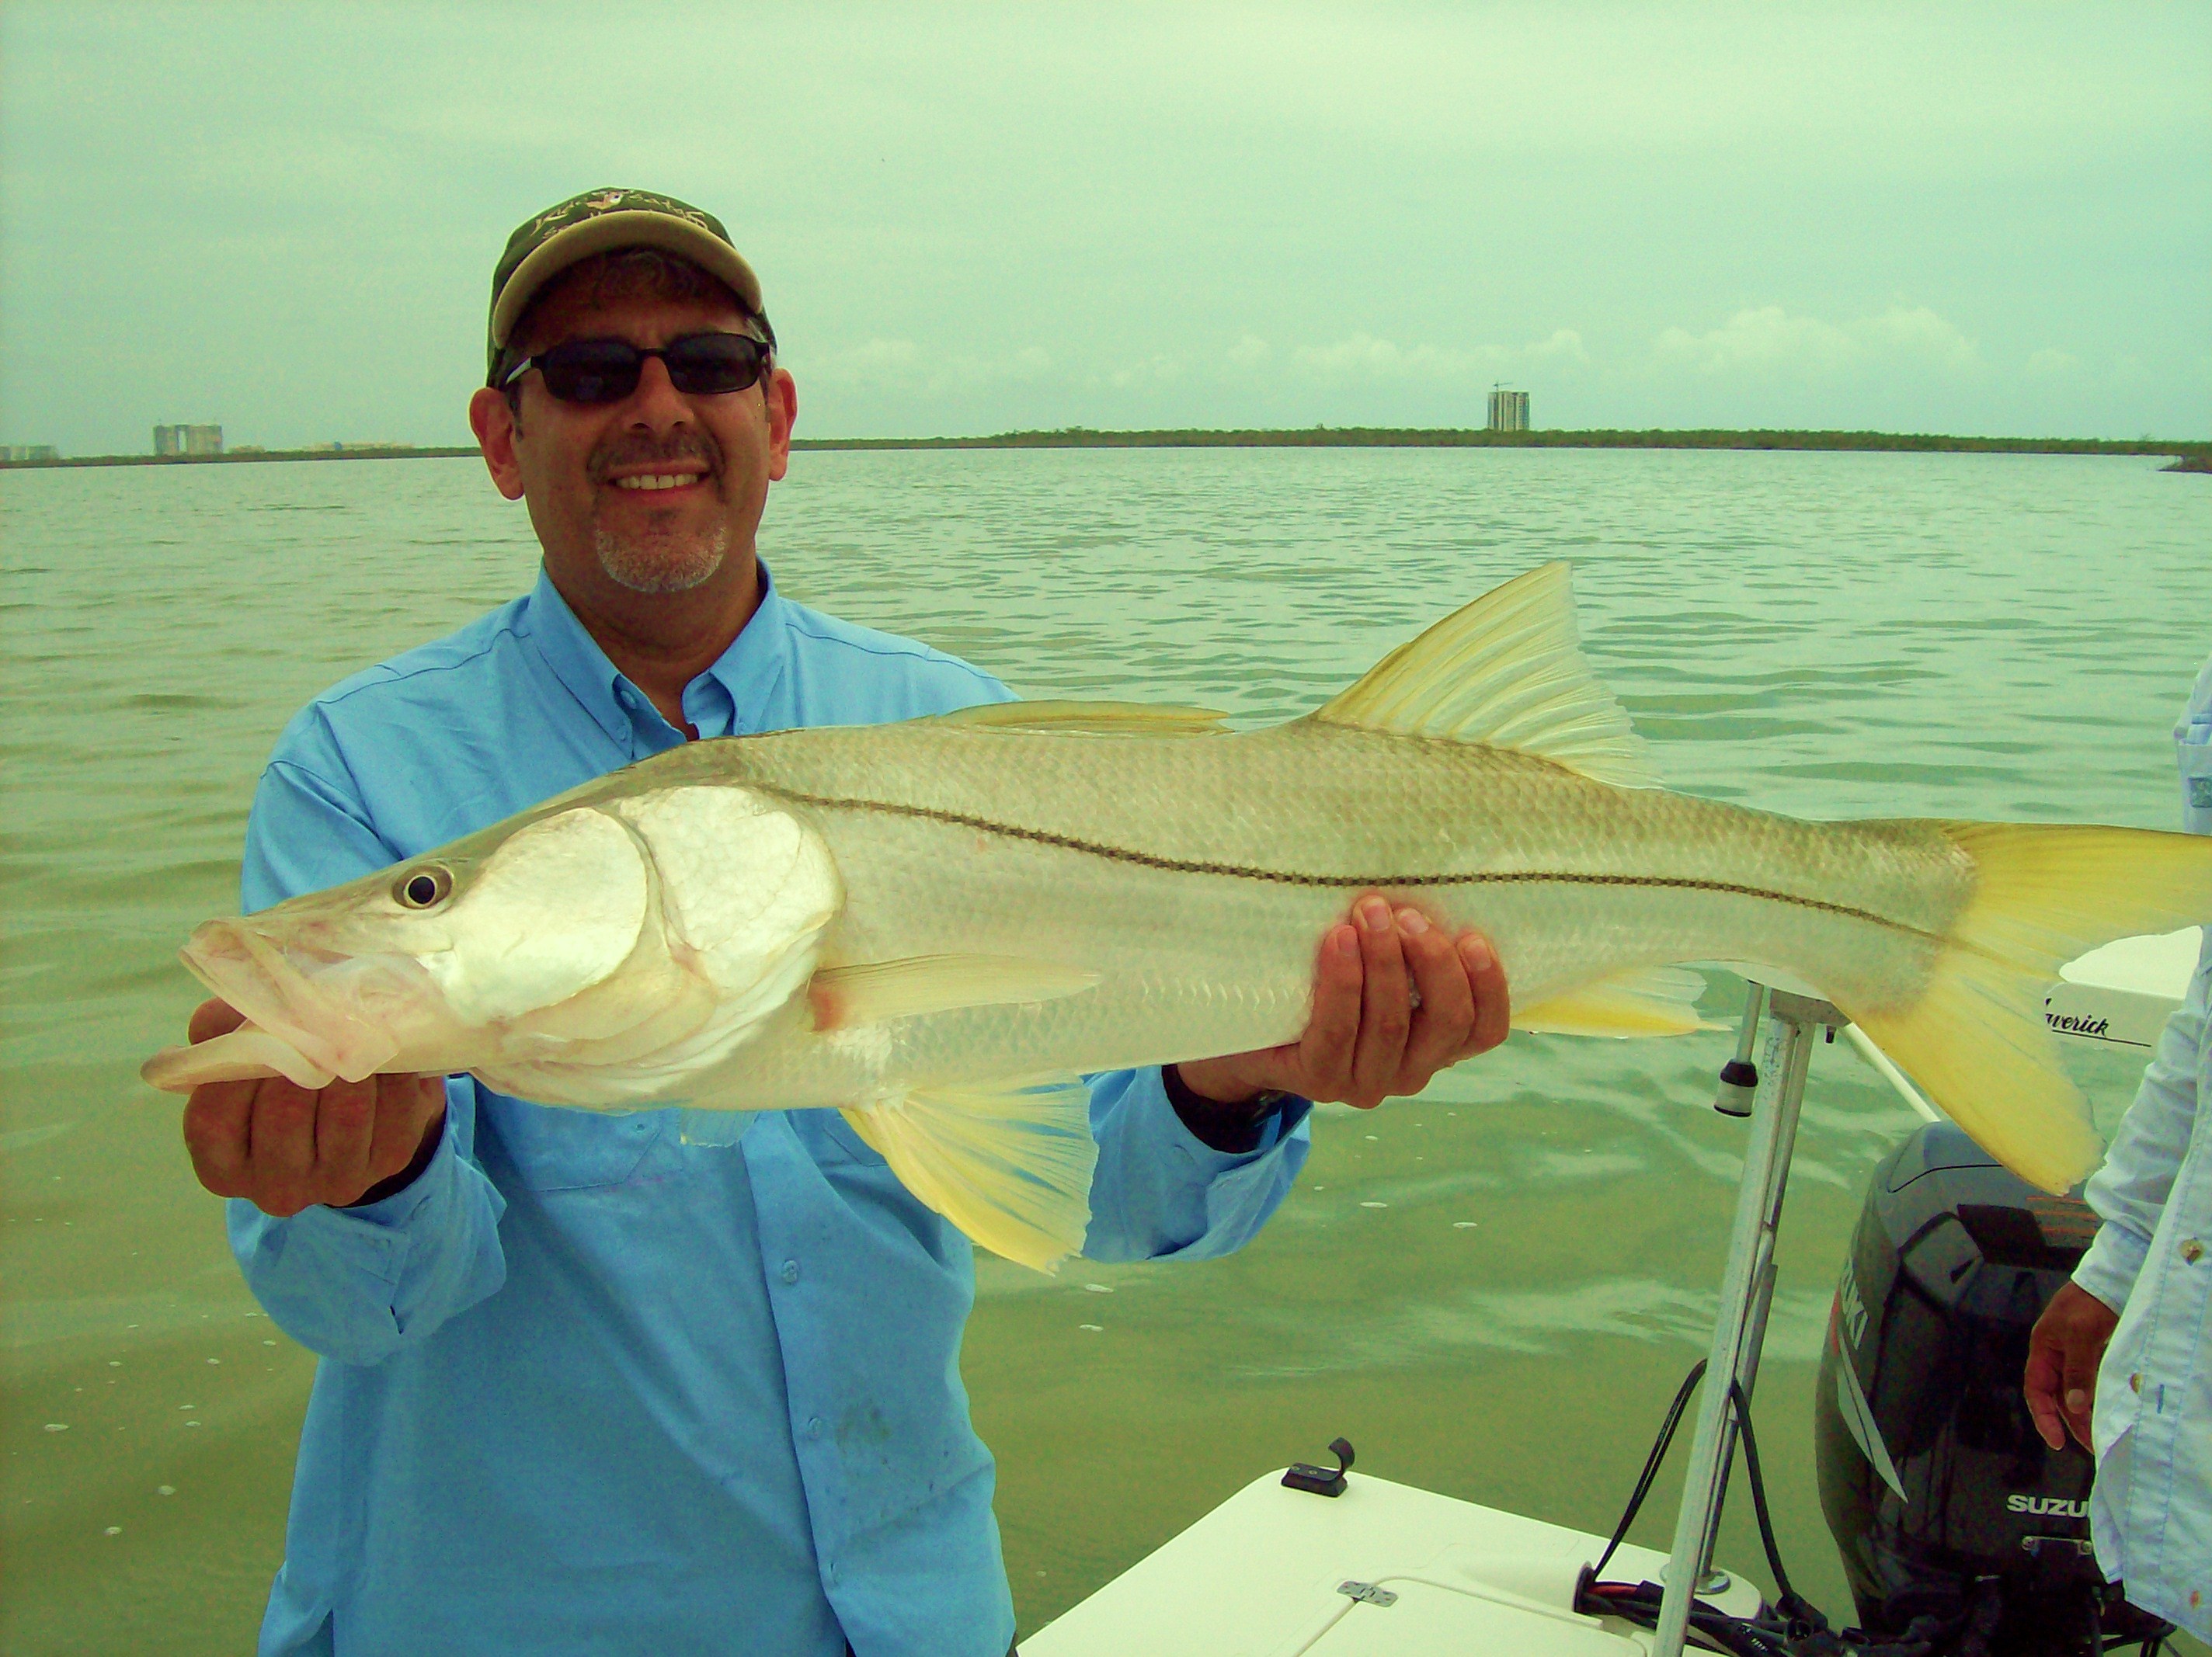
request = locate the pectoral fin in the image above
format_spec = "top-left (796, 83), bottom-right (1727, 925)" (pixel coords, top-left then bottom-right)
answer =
top-left (1514, 966), bottom-right (1715, 1038)
top-left (843, 1073), bottom-right (1096, 1272)
top-left (810, 955), bottom-right (1100, 1030)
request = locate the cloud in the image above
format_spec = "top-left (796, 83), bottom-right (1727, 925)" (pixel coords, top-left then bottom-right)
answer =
top-left (798, 338), bottom-right (1050, 389)
top-left (1226, 333), bottom-right (1270, 368)
top-left (2025, 347), bottom-right (2078, 376)
top-left (1654, 304), bottom-right (1979, 376)
top-left (1285, 328), bottom-right (1591, 383)
top-left (1858, 306), bottom-right (1977, 368)
top-left (1294, 331), bottom-right (1506, 381)
top-left (1524, 328), bottom-right (1588, 363)
top-left (807, 338), bottom-right (922, 380)
top-left (1104, 354), bottom-right (1182, 388)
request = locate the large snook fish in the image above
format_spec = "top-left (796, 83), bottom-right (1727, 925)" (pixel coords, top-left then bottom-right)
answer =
top-left (145, 564), bottom-right (2212, 1270)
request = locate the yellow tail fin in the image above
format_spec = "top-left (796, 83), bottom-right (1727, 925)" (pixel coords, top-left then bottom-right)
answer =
top-left (843, 1074), bottom-right (1096, 1272)
top-left (1846, 822), bottom-right (2212, 1193)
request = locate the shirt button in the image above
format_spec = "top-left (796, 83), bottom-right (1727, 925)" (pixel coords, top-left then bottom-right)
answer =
top-left (781, 1259), bottom-right (801, 1284)
top-left (806, 1416), bottom-right (823, 1441)
top-left (2130, 1372), bottom-right (2143, 1394)
top-left (2181, 1238), bottom-right (2204, 1264)
top-left (826, 1561), bottom-right (840, 1586)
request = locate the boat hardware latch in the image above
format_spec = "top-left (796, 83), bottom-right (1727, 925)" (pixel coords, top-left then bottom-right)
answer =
top-left (1282, 1436), bottom-right (1355, 1497)
top-left (1337, 1580), bottom-right (1398, 1607)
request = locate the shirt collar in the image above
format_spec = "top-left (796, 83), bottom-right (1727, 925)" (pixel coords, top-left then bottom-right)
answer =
top-left (519, 560), bottom-right (794, 751)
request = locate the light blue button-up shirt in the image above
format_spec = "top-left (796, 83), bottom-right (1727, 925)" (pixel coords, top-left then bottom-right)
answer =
top-left (229, 564), bottom-right (1313, 1657)
top-left (2075, 654), bottom-right (2212, 1642)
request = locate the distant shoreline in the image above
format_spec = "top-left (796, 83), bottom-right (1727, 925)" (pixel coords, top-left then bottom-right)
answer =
top-left (5, 429), bottom-right (2208, 470)
top-left (788, 427), bottom-right (2212, 458)
top-left (0, 446), bottom-right (480, 471)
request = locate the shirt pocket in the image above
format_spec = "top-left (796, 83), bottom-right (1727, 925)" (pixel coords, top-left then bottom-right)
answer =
top-left (479, 1091), bottom-right (663, 1192)
top-left (792, 1106), bottom-right (889, 1170)
top-left (2178, 731), bottom-right (2212, 835)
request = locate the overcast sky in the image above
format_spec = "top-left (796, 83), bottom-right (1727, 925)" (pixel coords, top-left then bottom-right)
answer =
top-left (4, 2), bottom-right (2207, 453)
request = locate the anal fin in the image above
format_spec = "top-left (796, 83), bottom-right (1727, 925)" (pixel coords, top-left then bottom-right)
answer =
top-left (1514, 966), bottom-right (1715, 1038)
top-left (811, 954), bottom-right (1099, 1030)
top-left (843, 1073), bottom-right (1096, 1272)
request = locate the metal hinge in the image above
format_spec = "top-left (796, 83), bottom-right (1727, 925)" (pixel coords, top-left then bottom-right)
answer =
top-left (1337, 1580), bottom-right (1399, 1607)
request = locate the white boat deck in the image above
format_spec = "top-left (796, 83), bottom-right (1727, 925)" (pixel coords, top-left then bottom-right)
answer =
top-left (1024, 1470), bottom-right (1762, 1657)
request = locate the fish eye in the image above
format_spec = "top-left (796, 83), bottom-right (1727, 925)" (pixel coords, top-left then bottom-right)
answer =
top-left (395, 866), bottom-right (453, 909)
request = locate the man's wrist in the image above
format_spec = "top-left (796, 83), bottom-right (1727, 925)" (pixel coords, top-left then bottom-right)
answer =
top-left (1163, 1064), bottom-right (1289, 1155)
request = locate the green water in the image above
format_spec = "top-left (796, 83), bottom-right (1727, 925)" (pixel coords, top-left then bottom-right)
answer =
top-left (4, 449), bottom-right (2207, 1652)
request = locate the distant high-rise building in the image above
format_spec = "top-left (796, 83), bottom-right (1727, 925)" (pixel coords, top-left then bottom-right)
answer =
top-left (153, 424), bottom-right (224, 457)
top-left (1487, 387), bottom-right (1530, 432)
top-left (0, 444), bottom-right (59, 463)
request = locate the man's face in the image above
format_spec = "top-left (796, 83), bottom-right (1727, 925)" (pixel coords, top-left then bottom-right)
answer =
top-left (469, 272), bottom-right (796, 605)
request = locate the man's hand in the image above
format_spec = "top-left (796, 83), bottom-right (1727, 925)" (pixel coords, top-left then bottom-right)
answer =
top-left (179, 999), bottom-right (447, 1218)
top-left (2024, 1280), bottom-right (2122, 1451)
top-left (1176, 895), bottom-right (1510, 1111)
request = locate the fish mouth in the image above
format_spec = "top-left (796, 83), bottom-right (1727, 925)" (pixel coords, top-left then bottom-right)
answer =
top-left (180, 918), bottom-right (411, 1085)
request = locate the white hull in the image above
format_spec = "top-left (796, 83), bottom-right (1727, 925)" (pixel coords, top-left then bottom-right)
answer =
top-left (1024, 1468), bottom-right (1762, 1657)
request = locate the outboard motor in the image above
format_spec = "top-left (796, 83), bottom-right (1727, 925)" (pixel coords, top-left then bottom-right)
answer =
top-left (1814, 1122), bottom-right (2171, 1654)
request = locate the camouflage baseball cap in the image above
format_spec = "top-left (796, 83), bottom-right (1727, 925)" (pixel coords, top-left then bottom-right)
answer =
top-left (487, 187), bottom-right (767, 381)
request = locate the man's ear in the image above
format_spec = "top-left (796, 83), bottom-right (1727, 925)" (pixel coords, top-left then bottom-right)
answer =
top-left (766, 367), bottom-right (798, 483)
top-left (468, 386), bottom-right (527, 501)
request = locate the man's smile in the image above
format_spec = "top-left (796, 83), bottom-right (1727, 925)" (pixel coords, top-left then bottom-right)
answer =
top-left (609, 472), bottom-right (708, 493)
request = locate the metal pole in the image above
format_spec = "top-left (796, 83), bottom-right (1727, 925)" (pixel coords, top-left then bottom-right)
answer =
top-left (1695, 1006), bottom-right (1814, 1585)
top-left (1650, 989), bottom-right (1838, 1657)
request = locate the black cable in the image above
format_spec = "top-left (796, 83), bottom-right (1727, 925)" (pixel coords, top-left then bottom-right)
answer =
top-left (1581, 1361), bottom-right (1838, 1655)
top-left (1591, 1358), bottom-right (1708, 1582)
top-left (1729, 1377), bottom-right (1814, 1625)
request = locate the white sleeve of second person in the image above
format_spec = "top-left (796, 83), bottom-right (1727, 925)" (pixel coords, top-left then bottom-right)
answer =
top-left (2075, 921), bottom-right (2212, 1317)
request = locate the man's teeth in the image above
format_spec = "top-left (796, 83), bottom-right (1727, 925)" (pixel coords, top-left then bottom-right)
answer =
top-left (613, 474), bottom-right (700, 491)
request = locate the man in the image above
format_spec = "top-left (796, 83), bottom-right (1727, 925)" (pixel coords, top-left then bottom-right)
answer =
top-left (2024, 655), bottom-right (2212, 1644)
top-left (178, 189), bottom-right (1511, 1657)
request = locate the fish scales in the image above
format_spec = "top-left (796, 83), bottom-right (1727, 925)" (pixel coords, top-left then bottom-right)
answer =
top-left (650, 719), bottom-right (1972, 1106)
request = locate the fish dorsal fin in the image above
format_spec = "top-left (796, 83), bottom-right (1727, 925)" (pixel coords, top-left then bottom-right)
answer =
top-left (1514, 966), bottom-right (1715, 1038)
top-left (810, 954), bottom-right (1099, 1030)
top-left (1308, 562), bottom-right (1657, 787)
top-left (927, 700), bottom-right (1229, 737)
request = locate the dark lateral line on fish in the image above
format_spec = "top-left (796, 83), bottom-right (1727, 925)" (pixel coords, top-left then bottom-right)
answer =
top-left (766, 788), bottom-right (1936, 942)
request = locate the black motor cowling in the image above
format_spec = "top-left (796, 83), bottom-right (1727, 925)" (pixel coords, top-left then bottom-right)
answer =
top-left (1813, 1122), bottom-right (2169, 1654)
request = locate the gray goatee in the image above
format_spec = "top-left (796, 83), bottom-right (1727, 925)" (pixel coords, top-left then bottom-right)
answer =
top-left (595, 519), bottom-right (729, 595)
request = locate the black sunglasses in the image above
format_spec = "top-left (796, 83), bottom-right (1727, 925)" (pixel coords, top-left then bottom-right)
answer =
top-left (501, 332), bottom-right (772, 405)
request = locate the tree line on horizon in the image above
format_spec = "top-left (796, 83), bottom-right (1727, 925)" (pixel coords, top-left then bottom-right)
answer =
top-left (7, 429), bottom-right (2208, 468)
